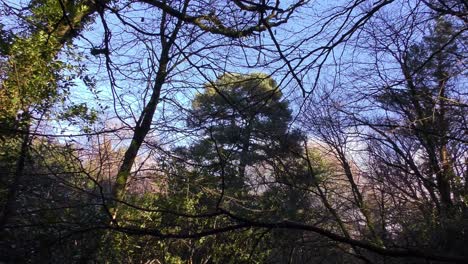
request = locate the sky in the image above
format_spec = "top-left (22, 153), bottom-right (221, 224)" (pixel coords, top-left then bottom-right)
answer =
top-left (3, 0), bottom-right (458, 149)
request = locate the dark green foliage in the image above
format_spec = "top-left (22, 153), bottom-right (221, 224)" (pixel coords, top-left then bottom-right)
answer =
top-left (188, 73), bottom-right (303, 190)
top-left (372, 17), bottom-right (468, 259)
top-left (0, 139), bottom-right (103, 263)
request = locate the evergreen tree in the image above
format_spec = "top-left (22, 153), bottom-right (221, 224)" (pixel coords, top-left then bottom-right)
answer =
top-left (375, 17), bottom-right (467, 255)
top-left (188, 72), bottom-right (303, 190)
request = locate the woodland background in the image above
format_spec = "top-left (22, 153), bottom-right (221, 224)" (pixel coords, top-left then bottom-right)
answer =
top-left (0, 0), bottom-right (467, 263)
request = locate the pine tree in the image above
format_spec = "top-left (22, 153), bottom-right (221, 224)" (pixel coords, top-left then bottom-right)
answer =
top-left (188, 72), bottom-right (303, 190)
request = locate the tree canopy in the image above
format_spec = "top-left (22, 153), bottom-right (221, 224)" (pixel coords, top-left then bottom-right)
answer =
top-left (0, 0), bottom-right (467, 263)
